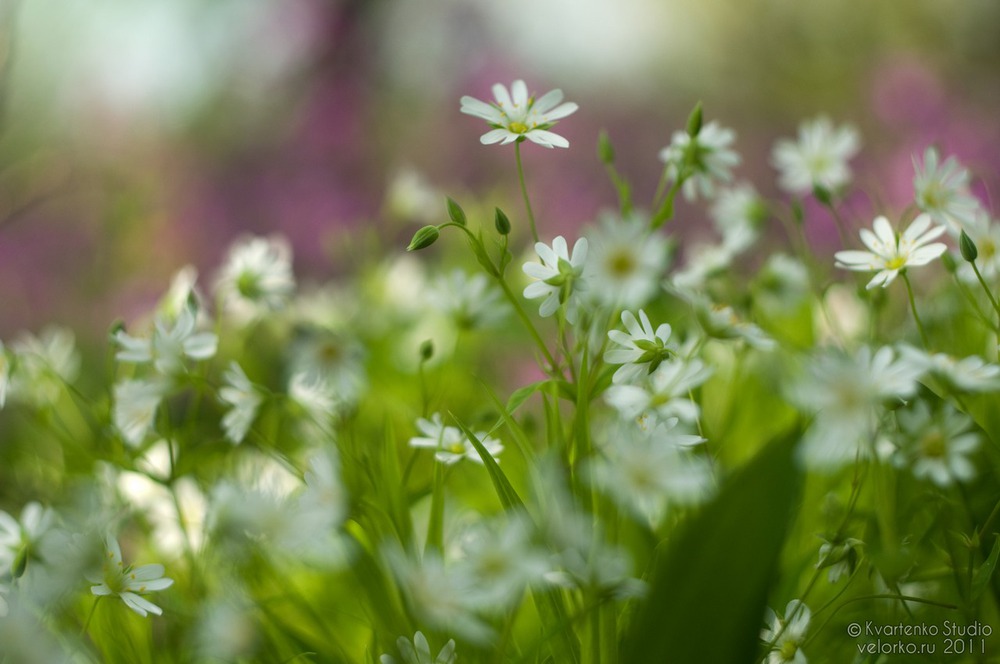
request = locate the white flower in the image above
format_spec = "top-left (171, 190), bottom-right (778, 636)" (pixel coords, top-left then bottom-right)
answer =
top-left (426, 270), bottom-right (509, 329)
top-left (659, 121), bottom-right (740, 201)
top-left (605, 357), bottom-right (713, 425)
top-left (381, 632), bottom-right (457, 664)
top-left (604, 309), bottom-right (676, 384)
top-left (115, 306), bottom-right (218, 374)
top-left (460, 79), bottom-right (578, 149)
top-left (522, 236), bottom-right (589, 323)
top-left (761, 600), bottom-right (811, 664)
top-left (287, 329), bottom-right (367, 406)
top-left (88, 536), bottom-right (173, 617)
top-left (0, 502), bottom-right (55, 574)
top-left (586, 420), bottom-right (712, 524)
top-left (454, 516), bottom-right (550, 609)
top-left (670, 241), bottom-right (737, 290)
top-left (156, 265), bottom-right (202, 321)
top-left (709, 183), bottom-right (766, 254)
top-left (897, 402), bottom-right (979, 487)
top-left (792, 346), bottom-right (922, 471)
top-left (408, 413), bottom-right (503, 465)
top-left (816, 538), bottom-right (863, 584)
top-left (215, 234), bottom-right (295, 319)
top-left (219, 362), bottom-right (263, 444)
top-left (287, 371), bottom-right (339, 428)
top-left (582, 212), bottom-right (669, 309)
top-left (8, 326), bottom-right (81, 406)
top-left (897, 345), bottom-right (1000, 393)
top-left (834, 214), bottom-right (947, 289)
top-left (913, 147), bottom-right (982, 232)
top-left (113, 378), bottom-right (170, 447)
top-left (671, 287), bottom-right (776, 350)
top-left (772, 117), bottom-right (860, 196)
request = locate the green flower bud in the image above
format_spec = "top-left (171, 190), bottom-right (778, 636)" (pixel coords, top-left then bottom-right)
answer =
top-left (12, 545), bottom-right (28, 579)
top-left (812, 185), bottom-right (833, 206)
top-left (407, 225), bottom-right (440, 251)
top-left (419, 339), bottom-right (434, 362)
top-left (446, 197), bottom-right (467, 226)
top-left (960, 229), bottom-right (979, 262)
top-left (686, 101), bottom-right (703, 137)
top-left (597, 130), bottom-right (615, 164)
top-left (494, 207), bottom-right (511, 236)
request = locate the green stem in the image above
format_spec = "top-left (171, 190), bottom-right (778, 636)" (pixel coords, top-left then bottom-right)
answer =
top-left (496, 277), bottom-right (558, 373)
top-left (970, 261), bottom-right (1000, 347)
top-left (80, 596), bottom-right (101, 638)
top-left (901, 272), bottom-right (931, 349)
top-left (515, 142), bottom-right (540, 243)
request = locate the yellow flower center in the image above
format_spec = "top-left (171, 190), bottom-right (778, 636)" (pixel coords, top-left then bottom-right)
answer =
top-left (509, 121), bottom-right (529, 134)
top-left (606, 249), bottom-right (637, 277)
top-left (780, 641), bottom-right (799, 660)
top-left (921, 431), bottom-right (947, 459)
top-left (886, 256), bottom-right (907, 270)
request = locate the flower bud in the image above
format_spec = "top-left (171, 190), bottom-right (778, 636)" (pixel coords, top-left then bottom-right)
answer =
top-left (446, 197), bottom-right (467, 226)
top-left (960, 230), bottom-right (979, 262)
top-left (686, 101), bottom-right (703, 137)
top-left (494, 207), bottom-right (511, 236)
top-left (407, 225), bottom-right (440, 251)
top-left (419, 339), bottom-right (434, 362)
top-left (597, 130), bottom-right (615, 164)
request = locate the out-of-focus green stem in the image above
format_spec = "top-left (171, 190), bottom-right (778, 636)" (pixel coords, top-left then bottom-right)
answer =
top-left (515, 142), bottom-right (540, 243)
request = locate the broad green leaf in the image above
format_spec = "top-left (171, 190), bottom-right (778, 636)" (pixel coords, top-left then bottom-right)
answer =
top-left (622, 426), bottom-right (802, 664)
top-left (971, 535), bottom-right (1000, 601)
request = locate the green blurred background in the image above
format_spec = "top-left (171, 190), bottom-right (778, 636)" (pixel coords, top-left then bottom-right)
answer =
top-left (1, 0), bottom-right (999, 338)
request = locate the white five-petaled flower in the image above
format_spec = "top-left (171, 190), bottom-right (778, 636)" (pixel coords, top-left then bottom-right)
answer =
top-left (522, 236), bottom-right (589, 323)
top-left (772, 116), bottom-right (860, 196)
top-left (582, 212), bottom-right (669, 309)
top-left (897, 401), bottom-right (979, 487)
top-left (605, 309), bottom-right (675, 384)
top-left (426, 270), bottom-right (509, 330)
top-left (0, 502), bottom-right (55, 574)
top-left (113, 378), bottom-right (170, 447)
top-left (896, 345), bottom-right (1000, 393)
top-left (460, 79), bottom-right (578, 149)
top-left (88, 536), bottom-right (173, 617)
top-left (115, 306), bottom-right (218, 374)
top-left (215, 234), bottom-right (296, 319)
top-left (834, 214), bottom-right (947, 289)
top-left (913, 147), bottom-right (982, 232)
top-left (605, 357), bottom-right (713, 426)
top-left (659, 121), bottom-right (741, 201)
top-left (709, 183), bottom-right (766, 254)
top-left (408, 413), bottom-right (503, 465)
top-left (219, 362), bottom-right (263, 444)
top-left (761, 600), bottom-right (811, 664)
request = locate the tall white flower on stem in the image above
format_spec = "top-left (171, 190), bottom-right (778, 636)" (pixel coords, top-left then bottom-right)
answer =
top-left (834, 214), bottom-right (947, 289)
top-left (760, 600), bottom-right (811, 664)
top-left (88, 536), bottom-right (173, 617)
top-left (604, 309), bottom-right (675, 384)
top-left (913, 147), bottom-right (982, 232)
top-left (214, 234), bottom-right (296, 319)
top-left (115, 306), bottom-right (218, 375)
top-left (772, 117), bottom-right (860, 196)
top-left (659, 121), bottom-right (740, 201)
top-left (460, 80), bottom-right (578, 148)
top-left (583, 213), bottom-right (669, 309)
top-left (408, 413), bottom-right (503, 465)
top-left (522, 236), bottom-right (589, 323)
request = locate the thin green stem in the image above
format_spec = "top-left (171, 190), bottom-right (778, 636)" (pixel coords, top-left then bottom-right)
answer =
top-left (496, 277), bottom-right (558, 372)
top-left (515, 142), bottom-right (540, 243)
top-left (901, 272), bottom-right (931, 348)
top-left (80, 596), bottom-right (101, 638)
top-left (970, 261), bottom-right (1000, 351)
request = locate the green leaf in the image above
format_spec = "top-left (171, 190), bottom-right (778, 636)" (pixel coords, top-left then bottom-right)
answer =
top-left (622, 426), bottom-right (802, 664)
top-left (446, 196), bottom-right (467, 226)
top-left (450, 413), bottom-right (525, 512)
top-left (971, 535), bottom-right (1000, 601)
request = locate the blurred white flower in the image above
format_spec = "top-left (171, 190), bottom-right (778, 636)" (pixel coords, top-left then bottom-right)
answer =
top-left (454, 516), bottom-right (550, 609)
top-left (287, 328), bottom-right (367, 406)
top-left (834, 214), bottom-right (947, 289)
top-left (671, 241), bottom-right (737, 290)
top-left (385, 168), bottom-right (443, 223)
top-left (115, 306), bottom-right (218, 374)
top-left (772, 117), bottom-right (860, 196)
top-left (583, 212), bottom-right (669, 309)
top-left (897, 402), bottom-right (979, 487)
top-left (381, 631), bottom-right (457, 664)
top-left (760, 600), bottom-right (811, 664)
top-left (287, 371), bottom-right (339, 427)
top-left (913, 147), bottom-right (982, 232)
top-left (195, 596), bottom-right (260, 661)
top-left (953, 211), bottom-right (1000, 284)
top-left (896, 345), bottom-right (1000, 393)
top-left (0, 502), bottom-right (55, 575)
top-left (792, 346), bottom-right (922, 471)
top-left (586, 420), bottom-right (712, 524)
top-left (604, 309), bottom-right (676, 384)
top-left (88, 535), bottom-right (173, 617)
top-left (8, 326), bottom-right (81, 407)
top-left (816, 537), bottom-right (863, 584)
top-left (460, 79), bottom-right (578, 149)
top-left (709, 183), bottom-right (766, 253)
top-left (605, 357), bottom-right (713, 425)
top-left (215, 235), bottom-right (295, 320)
top-left (522, 236), bottom-right (589, 323)
top-left (659, 121), bottom-right (740, 201)
top-left (426, 270), bottom-right (509, 330)
top-left (408, 413), bottom-right (503, 465)
top-left (219, 362), bottom-right (262, 445)
top-left (113, 378), bottom-right (169, 447)
top-left (672, 287), bottom-right (776, 350)
top-left (115, 471), bottom-right (206, 557)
